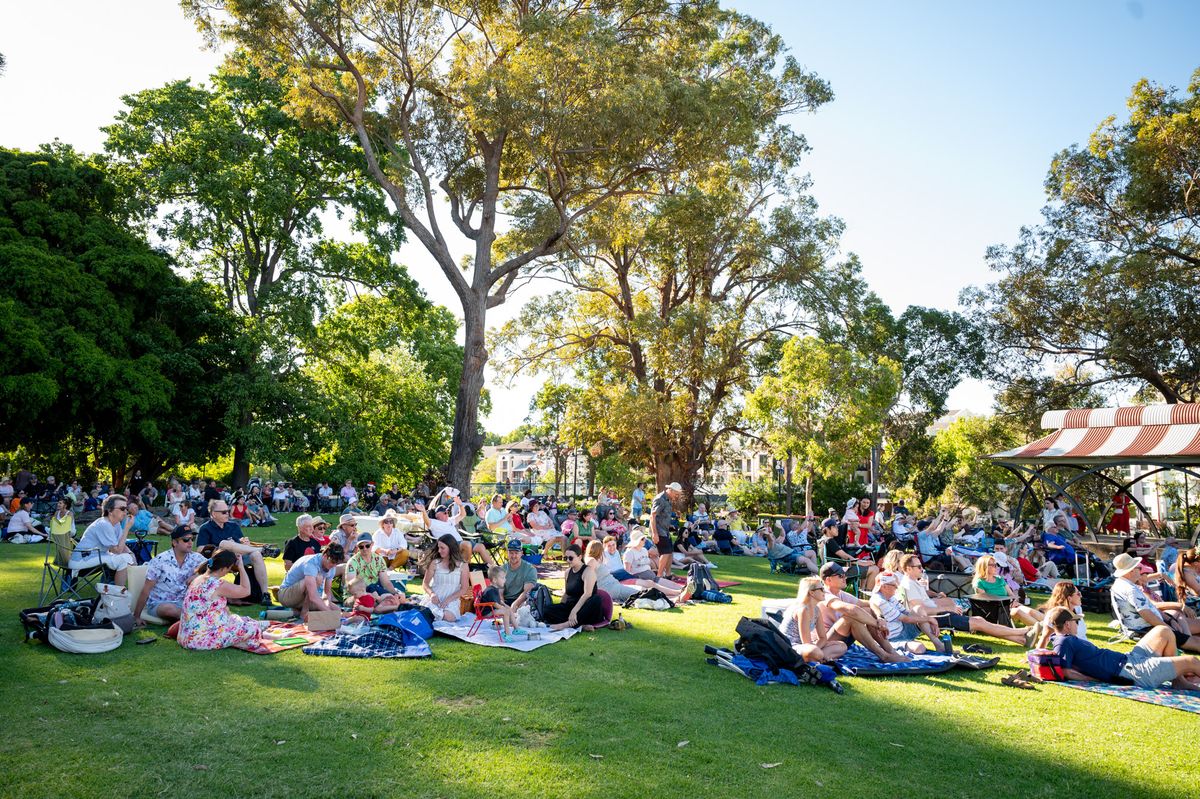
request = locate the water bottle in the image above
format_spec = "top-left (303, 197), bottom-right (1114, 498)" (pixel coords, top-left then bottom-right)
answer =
top-left (940, 631), bottom-right (953, 652)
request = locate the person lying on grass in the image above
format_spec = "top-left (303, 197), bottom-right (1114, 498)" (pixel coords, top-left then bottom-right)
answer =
top-left (817, 562), bottom-right (911, 664)
top-left (345, 532), bottom-right (405, 613)
top-left (277, 545), bottom-right (345, 621)
top-left (898, 554), bottom-right (1030, 647)
top-left (479, 565), bottom-right (522, 642)
top-left (783, 577), bottom-right (848, 663)
top-left (1045, 607), bottom-right (1200, 690)
top-left (870, 571), bottom-right (949, 655)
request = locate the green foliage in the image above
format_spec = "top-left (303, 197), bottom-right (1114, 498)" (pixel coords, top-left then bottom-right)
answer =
top-left (592, 453), bottom-right (649, 500)
top-left (901, 415), bottom-right (1022, 513)
top-left (184, 0), bottom-right (835, 489)
top-left (0, 146), bottom-right (245, 480)
top-left (806, 473), bottom-right (869, 519)
top-left (966, 69), bottom-right (1200, 404)
top-left (744, 336), bottom-right (901, 514)
top-left (725, 478), bottom-right (779, 517)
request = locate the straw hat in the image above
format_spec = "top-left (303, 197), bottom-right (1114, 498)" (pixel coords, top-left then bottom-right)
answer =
top-left (1111, 552), bottom-right (1144, 578)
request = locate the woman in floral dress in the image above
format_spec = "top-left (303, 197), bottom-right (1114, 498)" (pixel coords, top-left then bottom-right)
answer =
top-left (178, 550), bottom-right (269, 650)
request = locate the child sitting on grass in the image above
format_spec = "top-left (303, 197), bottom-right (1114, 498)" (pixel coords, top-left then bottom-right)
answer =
top-left (481, 565), bottom-right (523, 642)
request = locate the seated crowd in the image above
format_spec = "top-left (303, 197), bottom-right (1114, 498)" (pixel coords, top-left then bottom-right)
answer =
top-left (13, 466), bottom-right (1200, 692)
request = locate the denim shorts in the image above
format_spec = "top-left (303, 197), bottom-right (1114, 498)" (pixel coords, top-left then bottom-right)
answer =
top-left (1119, 641), bottom-right (1177, 688)
top-left (894, 622), bottom-right (921, 642)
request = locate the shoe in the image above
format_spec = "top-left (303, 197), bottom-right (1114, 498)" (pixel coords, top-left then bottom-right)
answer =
top-left (500, 632), bottom-right (514, 643)
top-left (706, 562), bottom-right (718, 569)
top-left (678, 580), bottom-right (697, 603)
top-left (259, 598), bottom-right (277, 608)
top-left (1024, 623), bottom-right (1041, 647)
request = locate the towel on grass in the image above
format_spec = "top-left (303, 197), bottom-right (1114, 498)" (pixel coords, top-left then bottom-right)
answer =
top-left (433, 616), bottom-right (578, 650)
top-left (834, 644), bottom-right (997, 676)
top-left (234, 622), bottom-right (330, 655)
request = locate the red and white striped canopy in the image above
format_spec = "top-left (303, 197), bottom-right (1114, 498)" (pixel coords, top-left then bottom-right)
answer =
top-left (990, 403), bottom-right (1200, 464)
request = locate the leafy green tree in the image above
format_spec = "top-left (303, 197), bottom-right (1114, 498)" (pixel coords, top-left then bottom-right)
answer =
top-left (103, 54), bottom-right (400, 485)
top-left (496, 129), bottom-right (847, 505)
top-left (744, 336), bottom-right (900, 516)
top-left (925, 415), bottom-right (1022, 517)
top-left (966, 70), bottom-right (1200, 405)
top-left (724, 478), bottom-right (779, 519)
top-left (523, 382), bottom-right (580, 497)
top-left (0, 146), bottom-right (246, 485)
top-left (184, 0), bottom-right (831, 491)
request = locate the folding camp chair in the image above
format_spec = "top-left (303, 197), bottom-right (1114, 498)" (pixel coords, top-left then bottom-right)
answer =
top-left (39, 530), bottom-right (106, 605)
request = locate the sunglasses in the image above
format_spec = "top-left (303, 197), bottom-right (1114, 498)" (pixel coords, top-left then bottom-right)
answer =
top-left (179, 536), bottom-right (194, 543)
top-left (357, 543), bottom-right (372, 550)
top-left (565, 556), bottom-right (577, 562)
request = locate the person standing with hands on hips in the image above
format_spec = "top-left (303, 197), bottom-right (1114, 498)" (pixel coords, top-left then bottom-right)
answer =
top-left (651, 482), bottom-right (683, 578)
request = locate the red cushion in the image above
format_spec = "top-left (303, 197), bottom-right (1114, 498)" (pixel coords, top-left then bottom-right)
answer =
top-left (166, 621), bottom-right (180, 640)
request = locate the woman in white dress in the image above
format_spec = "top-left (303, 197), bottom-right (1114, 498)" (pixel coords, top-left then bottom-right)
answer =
top-left (419, 534), bottom-right (469, 622)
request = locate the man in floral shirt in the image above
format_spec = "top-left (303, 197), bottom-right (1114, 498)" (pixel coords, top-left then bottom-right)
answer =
top-left (134, 527), bottom-right (205, 625)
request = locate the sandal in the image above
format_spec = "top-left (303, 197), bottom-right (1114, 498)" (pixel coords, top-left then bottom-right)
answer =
top-left (1001, 672), bottom-right (1035, 690)
top-left (963, 643), bottom-right (993, 654)
top-left (1014, 668), bottom-right (1044, 684)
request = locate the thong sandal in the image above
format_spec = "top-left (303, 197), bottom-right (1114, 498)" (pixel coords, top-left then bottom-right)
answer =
top-left (1001, 672), bottom-right (1035, 690)
top-left (963, 643), bottom-right (993, 654)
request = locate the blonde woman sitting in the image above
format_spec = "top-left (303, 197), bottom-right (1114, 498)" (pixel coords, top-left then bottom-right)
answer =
top-left (782, 577), bottom-right (848, 663)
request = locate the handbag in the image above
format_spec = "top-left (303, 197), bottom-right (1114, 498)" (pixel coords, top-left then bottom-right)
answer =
top-left (94, 583), bottom-right (135, 634)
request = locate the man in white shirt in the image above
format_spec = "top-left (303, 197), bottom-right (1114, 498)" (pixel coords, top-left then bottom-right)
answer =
top-left (869, 572), bottom-right (945, 654)
top-left (419, 495), bottom-right (495, 566)
top-left (1110, 553), bottom-right (1200, 652)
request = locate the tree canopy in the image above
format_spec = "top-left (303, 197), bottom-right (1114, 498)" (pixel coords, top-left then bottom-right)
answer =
top-left (183, 0), bottom-right (833, 491)
top-left (0, 146), bottom-right (246, 484)
top-left (967, 69), bottom-right (1200, 407)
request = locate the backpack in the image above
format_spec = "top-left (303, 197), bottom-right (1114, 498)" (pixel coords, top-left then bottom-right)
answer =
top-left (733, 616), bottom-right (804, 672)
top-left (622, 587), bottom-right (676, 609)
top-left (20, 598), bottom-right (99, 644)
top-left (688, 562), bottom-right (721, 595)
top-left (1027, 649), bottom-right (1067, 681)
top-left (527, 584), bottom-right (554, 623)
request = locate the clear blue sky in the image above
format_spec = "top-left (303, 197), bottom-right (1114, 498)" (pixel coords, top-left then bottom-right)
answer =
top-left (1, 1), bottom-right (1197, 430)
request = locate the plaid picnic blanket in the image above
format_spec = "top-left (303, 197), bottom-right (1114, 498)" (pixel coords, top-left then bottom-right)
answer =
top-left (1054, 680), bottom-right (1200, 715)
top-left (302, 628), bottom-right (432, 659)
top-left (834, 644), bottom-right (997, 676)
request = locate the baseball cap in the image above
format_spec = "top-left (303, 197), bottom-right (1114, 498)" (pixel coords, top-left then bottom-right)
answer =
top-left (665, 482), bottom-right (683, 492)
top-left (506, 538), bottom-right (523, 551)
top-left (876, 571), bottom-right (899, 586)
top-left (1046, 606), bottom-right (1082, 629)
top-left (355, 532), bottom-right (374, 546)
top-left (819, 562), bottom-right (846, 578)
top-left (170, 527), bottom-right (194, 540)
top-left (822, 518), bottom-right (838, 528)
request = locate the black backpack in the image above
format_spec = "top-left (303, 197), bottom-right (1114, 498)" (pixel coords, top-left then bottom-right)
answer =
top-left (733, 616), bottom-right (804, 672)
top-left (527, 584), bottom-right (553, 622)
top-left (688, 562), bottom-right (721, 594)
top-left (622, 587), bottom-right (676, 609)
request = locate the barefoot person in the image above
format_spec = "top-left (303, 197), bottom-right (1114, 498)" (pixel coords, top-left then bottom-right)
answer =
top-left (783, 577), bottom-right (848, 663)
top-left (1046, 607), bottom-right (1200, 689)
top-left (818, 563), bottom-right (911, 663)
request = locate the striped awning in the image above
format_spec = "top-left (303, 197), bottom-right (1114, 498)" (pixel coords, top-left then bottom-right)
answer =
top-left (989, 403), bottom-right (1200, 464)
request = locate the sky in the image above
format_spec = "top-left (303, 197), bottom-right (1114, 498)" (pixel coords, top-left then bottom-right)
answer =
top-left (2, 1), bottom-right (1198, 432)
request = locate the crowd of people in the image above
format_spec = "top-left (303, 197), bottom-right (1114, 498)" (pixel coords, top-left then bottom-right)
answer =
top-left (9, 465), bottom-right (1200, 691)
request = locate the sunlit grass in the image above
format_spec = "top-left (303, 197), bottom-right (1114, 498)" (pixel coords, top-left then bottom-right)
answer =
top-left (0, 513), bottom-right (1190, 799)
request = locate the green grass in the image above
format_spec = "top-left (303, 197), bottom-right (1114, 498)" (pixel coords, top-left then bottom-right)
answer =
top-left (0, 512), bottom-right (1192, 799)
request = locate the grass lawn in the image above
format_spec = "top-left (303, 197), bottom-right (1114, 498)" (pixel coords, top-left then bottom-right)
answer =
top-left (0, 512), bottom-right (1192, 799)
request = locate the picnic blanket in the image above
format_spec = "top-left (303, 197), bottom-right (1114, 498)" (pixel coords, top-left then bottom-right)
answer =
top-left (433, 616), bottom-right (579, 651)
top-left (234, 622), bottom-right (331, 655)
top-left (834, 644), bottom-right (998, 676)
top-left (302, 627), bottom-right (432, 659)
top-left (1053, 680), bottom-right (1200, 715)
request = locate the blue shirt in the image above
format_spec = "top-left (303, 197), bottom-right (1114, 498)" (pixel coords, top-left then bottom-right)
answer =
top-left (917, 531), bottom-right (942, 557)
top-left (196, 519), bottom-right (244, 549)
top-left (130, 510), bottom-right (154, 533)
top-left (280, 553), bottom-right (333, 590)
top-left (1161, 544), bottom-right (1179, 570)
top-left (1051, 633), bottom-right (1126, 682)
top-left (1042, 532), bottom-right (1075, 561)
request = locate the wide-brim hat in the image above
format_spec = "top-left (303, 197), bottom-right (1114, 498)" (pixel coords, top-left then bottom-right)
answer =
top-left (1111, 552), bottom-right (1143, 577)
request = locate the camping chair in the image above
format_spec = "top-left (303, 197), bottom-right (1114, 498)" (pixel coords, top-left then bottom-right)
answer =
top-left (817, 545), bottom-right (861, 597)
top-left (466, 583), bottom-right (500, 637)
top-left (39, 530), bottom-right (106, 605)
top-left (124, 564), bottom-right (168, 626)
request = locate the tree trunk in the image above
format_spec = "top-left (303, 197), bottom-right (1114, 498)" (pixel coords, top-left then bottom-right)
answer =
top-left (447, 301), bottom-right (487, 492)
top-left (804, 467), bottom-right (814, 517)
top-left (655, 454), bottom-right (698, 510)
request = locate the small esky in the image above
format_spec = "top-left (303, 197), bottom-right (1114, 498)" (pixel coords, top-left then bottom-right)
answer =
top-left (1, 0), bottom-right (1196, 431)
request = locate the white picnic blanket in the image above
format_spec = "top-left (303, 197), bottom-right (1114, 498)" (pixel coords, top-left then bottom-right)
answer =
top-left (432, 616), bottom-right (578, 651)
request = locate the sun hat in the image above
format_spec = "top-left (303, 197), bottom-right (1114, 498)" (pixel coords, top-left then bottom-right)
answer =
top-left (845, 498), bottom-right (857, 509)
top-left (339, 513), bottom-right (356, 525)
top-left (1111, 552), bottom-right (1144, 578)
top-left (629, 529), bottom-right (646, 547)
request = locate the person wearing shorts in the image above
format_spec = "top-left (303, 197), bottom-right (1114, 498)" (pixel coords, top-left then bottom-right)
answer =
top-left (649, 483), bottom-right (681, 578)
top-left (1047, 607), bottom-right (1200, 689)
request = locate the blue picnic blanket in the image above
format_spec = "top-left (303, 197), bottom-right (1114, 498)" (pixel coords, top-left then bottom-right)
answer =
top-left (834, 644), bottom-right (995, 676)
top-left (302, 628), bottom-right (432, 659)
